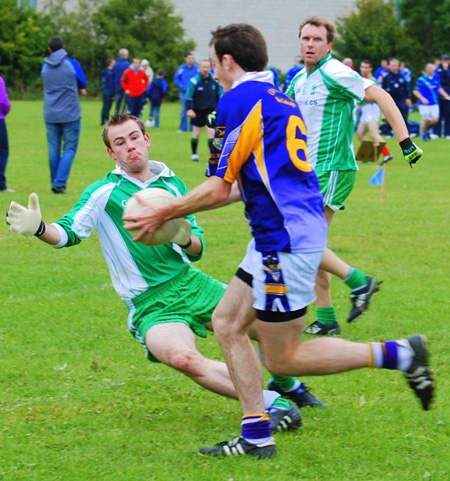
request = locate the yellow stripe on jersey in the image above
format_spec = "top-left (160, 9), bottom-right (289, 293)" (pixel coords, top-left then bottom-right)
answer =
top-left (265, 285), bottom-right (288, 295)
top-left (224, 101), bottom-right (269, 186)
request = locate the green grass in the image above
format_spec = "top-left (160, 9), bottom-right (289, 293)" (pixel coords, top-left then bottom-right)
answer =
top-left (1, 100), bottom-right (449, 480)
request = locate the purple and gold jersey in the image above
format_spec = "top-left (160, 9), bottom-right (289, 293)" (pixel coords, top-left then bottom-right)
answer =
top-left (207, 72), bottom-right (327, 254)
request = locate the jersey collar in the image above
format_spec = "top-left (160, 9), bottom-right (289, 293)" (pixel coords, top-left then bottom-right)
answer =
top-left (232, 70), bottom-right (275, 89)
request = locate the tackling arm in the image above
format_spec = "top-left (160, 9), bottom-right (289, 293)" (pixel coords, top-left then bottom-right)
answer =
top-left (123, 176), bottom-right (232, 244)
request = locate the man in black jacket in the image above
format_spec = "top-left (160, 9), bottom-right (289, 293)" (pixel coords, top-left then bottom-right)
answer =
top-left (186, 60), bottom-right (220, 161)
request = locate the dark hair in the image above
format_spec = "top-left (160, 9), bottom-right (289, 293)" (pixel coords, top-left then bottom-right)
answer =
top-left (361, 59), bottom-right (372, 67)
top-left (210, 23), bottom-right (268, 71)
top-left (48, 36), bottom-right (64, 52)
top-left (102, 113), bottom-right (146, 149)
top-left (106, 58), bottom-right (114, 67)
top-left (185, 52), bottom-right (193, 58)
top-left (299, 16), bottom-right (336, 43)
top-left (156, 69), bottom-right (165, 76)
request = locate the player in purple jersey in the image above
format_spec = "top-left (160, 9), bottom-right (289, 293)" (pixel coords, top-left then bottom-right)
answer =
top-left (123, 24), bottom-right (434, 459)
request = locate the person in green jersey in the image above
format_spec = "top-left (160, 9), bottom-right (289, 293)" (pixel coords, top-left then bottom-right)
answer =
top-left (6, 112), bottom-right (327, 434)
top-left (287, 16), bottom-right (423, 336)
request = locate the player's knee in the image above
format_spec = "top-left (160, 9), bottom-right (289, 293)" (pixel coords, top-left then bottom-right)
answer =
top-left (316, 270), bottom-right (331, 290)
top-left (168, 350), bottom-right (202, 377)
top-left (263, 354), bottom-right (291, 377)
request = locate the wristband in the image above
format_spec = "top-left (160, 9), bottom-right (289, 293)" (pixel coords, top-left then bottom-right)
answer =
top-left (34, 221), bottom-right (46, 237)
top-left (177, 237), bottom-right (192, 249)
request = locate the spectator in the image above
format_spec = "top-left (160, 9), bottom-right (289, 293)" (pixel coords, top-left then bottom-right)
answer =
top-left (343, 57), bottom-right (356, 70)
top-left (186, 60), bottom-right (220, 161)
top-left (41, 36), bottom-right (87, 194)
top-left (0, 63), bottom-right (13, 193)
top-left (120, 57), bottom-right (149, 118)
top-left (434, 54), bottom-right (450, 139)
top-left (140, 59), bottom-right (154, 85)
top-left (113, 48), bottom-right (130, 113)
top-left (375, 59), bottom-right (388, 83)
top-left (283, 55), bottom-right (304, 91)
top-left (101, 58), bottom-right (115, 126)
top-left (413, 62), bottom-right (450, 141)
top-left (145, 69), bottom-right (168, 128)
top-left (174, 53), bottom-right (199, 132)
top-left (381, 58), bottom-right (413, 136)
top-left (399, 61), bottom-right (412, 88)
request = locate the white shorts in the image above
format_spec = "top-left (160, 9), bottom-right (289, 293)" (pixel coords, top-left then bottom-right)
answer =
top-left (238, 239), bottom-right (323, 322)
top-left (419, 104), bottom-right (439, 121)
top-left (360, 103), bottom-right (381, 124)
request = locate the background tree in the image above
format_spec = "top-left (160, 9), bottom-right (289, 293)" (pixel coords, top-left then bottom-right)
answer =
top-left (333, 0), bottom-right (419, 76)
top-left (92, 0), bottom-right (195, 98)
top-left (0, 0), bottom-right (53, 95)
top-left (398, 0), bottom-right (450, 66)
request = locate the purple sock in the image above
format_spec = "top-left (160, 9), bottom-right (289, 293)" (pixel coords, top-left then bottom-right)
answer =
top-left (241, 413), bottom-right (271, 443)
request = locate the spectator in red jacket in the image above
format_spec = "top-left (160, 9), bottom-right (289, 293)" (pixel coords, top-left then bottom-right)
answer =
top-left (120, 57), bottom-right (149, 117)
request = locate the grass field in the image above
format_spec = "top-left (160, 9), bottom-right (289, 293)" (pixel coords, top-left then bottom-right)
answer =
top-left (1, 99), bottom-right (449, 481)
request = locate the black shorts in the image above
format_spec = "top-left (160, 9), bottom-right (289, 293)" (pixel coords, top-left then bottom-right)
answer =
top-left (191, 109), bottom-right (214, 128)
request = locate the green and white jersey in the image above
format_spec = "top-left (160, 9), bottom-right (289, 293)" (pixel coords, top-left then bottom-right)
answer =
top-left (52, 161), bottom-right (205, 301)
top-left (286, 54), bottom-right (373, 172)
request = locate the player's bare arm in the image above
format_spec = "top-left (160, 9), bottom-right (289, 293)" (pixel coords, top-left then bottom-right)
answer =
top-left (364, 84), bottom-right (409, 142)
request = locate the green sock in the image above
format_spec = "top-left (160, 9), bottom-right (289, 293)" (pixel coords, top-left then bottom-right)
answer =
top-left (271, 375), bottom-right (296, 391)
top-left (316, 306), bottom-right (337, 325)
top-left (191, 138), bottom-right (198, 154)
top-left (271, 396), bottom-right (291, 410)
top-left (344, 268), bottom-right (368, 290)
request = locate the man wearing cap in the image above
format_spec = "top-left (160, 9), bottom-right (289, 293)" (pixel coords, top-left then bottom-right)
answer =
top-left (434, 55), bottom-right (450, 138)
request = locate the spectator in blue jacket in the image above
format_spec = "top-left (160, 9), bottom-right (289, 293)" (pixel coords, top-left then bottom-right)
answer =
top-left (283, 56), bottom-right (304, 91)
top-left (41, 36), bottom-right (87, 194)
top-left (434, 54), bottom-right (450, 138)
top-left (101, 58), bottom-right (115, 126)
top-left (113, 48), bottom-right (130, 113)
top-left (413, 62), bottom-right (450, 141)
top-left (174, 53), bottom-right (199, 132)
top-left (145, 69), bottom-right (168, 128)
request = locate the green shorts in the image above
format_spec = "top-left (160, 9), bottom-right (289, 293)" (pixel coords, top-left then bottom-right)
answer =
top-left (127, 265), bottom-right (226, 362)
top-left (317, 170), bottom-right (356, 211)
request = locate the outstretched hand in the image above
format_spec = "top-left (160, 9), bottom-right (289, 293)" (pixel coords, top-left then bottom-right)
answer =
top-left (6, 193), bottom-right (43, 237)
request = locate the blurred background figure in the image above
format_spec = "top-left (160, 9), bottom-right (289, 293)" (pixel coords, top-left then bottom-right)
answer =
top-left (0, 59), bottom-right (13, 193)
top-left (113, 48), bottom-right (130, 113)
top-left (145, 69), bottom-right (168, 128)
top-left (101, 58), bottom-right (115, 126)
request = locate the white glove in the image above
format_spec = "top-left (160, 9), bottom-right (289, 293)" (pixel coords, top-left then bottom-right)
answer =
top-left (171, 219), bottom-right (192, 247)
top-left (6, 193), bottom-right (43, 237)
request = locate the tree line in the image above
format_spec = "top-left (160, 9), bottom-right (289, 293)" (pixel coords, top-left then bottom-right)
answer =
top-left (1, 0), bottom-right (449, 98)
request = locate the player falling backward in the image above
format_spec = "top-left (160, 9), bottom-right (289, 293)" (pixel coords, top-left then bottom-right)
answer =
top-left (6, 112), bottom-right (331, 434)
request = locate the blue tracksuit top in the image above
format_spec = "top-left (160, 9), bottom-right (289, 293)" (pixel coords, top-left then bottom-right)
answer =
top-left (41, 49), bottom-right (87, 123)
top-left (174, 63), bottom-right (199, 93)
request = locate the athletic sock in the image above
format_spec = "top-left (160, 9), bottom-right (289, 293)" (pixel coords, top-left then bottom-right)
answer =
top-left (191, 138), bottom-right (198, 154)
top-left (269, 397), bottom-right (291, 411)
top-left (241, 413), bottom-right (272, 444)
top-left (207, 138), bottom-right (213, 152)
top-left (343, 267), bottom-right (368, 290)
top-left (382, 145), bottom-right (391, 156)
top-left (271, 375), bottom-right (296, 391)
top-left (316, 306), bottom-right (337, 326)
top-left (263, 389), bottom-right (280, 409)
top-left (367, 341), bottom-right (413, 371)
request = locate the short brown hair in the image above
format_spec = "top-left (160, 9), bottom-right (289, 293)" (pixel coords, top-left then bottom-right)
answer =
top-left (102, 113), bottom-right (146, 149)
top-left (299, 16), bottom-right (336, 43)
top-left (210, 23), bottom-right (268, 72)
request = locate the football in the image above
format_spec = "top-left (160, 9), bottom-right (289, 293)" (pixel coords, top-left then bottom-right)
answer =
top-left (123, 188), bottom-right (187, 246)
